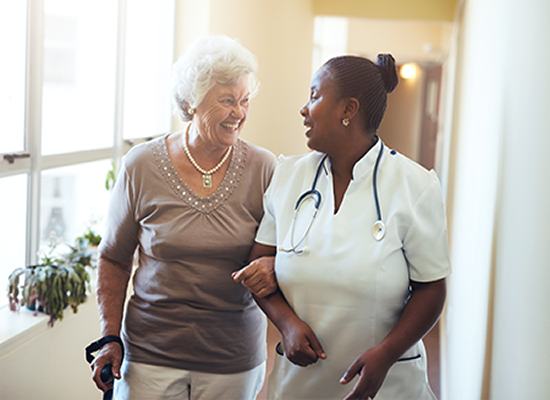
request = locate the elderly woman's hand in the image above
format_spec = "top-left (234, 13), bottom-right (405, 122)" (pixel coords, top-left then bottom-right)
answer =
top-left (91, 342), bottom-right (123, 393)
top-left (232, 256), bottom-right (277, 297)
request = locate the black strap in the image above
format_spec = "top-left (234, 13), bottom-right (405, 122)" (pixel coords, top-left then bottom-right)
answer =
top-left (85, 335), bottom-right (124, 364)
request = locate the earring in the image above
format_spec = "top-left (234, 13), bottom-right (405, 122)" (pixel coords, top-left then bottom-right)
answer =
top-left (342, 117), bottom-right (350, 127)
top-left (188, 108), bottom-right (195, 115)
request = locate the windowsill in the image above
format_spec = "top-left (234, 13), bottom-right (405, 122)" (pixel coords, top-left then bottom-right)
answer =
top-left (0, 304), bottom-right (50, 356)
top-left (0, 280), bottom-right (97, 357)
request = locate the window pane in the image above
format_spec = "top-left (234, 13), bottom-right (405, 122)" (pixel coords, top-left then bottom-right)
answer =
top-left (0, 2), bottom-right (27, 154)
top-left (0, 175), bottom-right (28, 308)
top-left (39, 160), bottom-right (112, 255)
top-left (123, 0), bottom-right (174, 140)
top-left (41, 0), bottom-right (118, 156)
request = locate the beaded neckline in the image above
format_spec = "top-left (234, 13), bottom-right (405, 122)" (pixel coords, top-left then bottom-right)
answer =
top-left (150, 135), bottom-right (248, 214)
top-left (182, 124), bottom-right (232, 188)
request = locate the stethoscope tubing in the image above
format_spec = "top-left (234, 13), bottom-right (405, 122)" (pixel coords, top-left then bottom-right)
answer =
top-left (279, 154), bottom-right (327, 254)
top-left (372, 141), bottom-right (384, 222)
top-left (280, 141), bottom-right (386, 254)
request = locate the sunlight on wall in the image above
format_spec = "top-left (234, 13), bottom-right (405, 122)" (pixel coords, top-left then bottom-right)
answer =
top-left (312, 16), bottom-right (348, 76)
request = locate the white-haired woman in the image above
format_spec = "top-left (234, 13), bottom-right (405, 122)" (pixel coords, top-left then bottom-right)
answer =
top-left (90, 35), bottom-right (277, 400)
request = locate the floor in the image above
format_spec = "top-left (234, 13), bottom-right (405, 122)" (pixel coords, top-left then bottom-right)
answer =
top-left (257, 320), bottom-right (441, 400)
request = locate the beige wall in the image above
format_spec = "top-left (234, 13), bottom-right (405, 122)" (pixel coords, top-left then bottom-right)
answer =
top-left (312, 0), bottom-right (458, 21)
top-left (210, 0), bottom-right (315, 157)
top-left (378, 67), bottom-right (425, 161)
top-left (172, 3), bottom-right (454, 159)
top-left (342, 18), bottom-right (452, 163)
top-left (347, 18), bottom-right (452, 63)
top-left (0, 300), bottom-right (101, 400)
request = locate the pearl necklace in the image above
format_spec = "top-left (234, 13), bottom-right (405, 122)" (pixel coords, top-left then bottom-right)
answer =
top-left (183, 124), bottom-right (232, 188)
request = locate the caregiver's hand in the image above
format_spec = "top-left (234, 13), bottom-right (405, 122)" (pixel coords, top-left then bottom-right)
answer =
top-left (280, 316), bottom-right (327, 367)
top-left (232, 256), bottom-right (277, 298)
top-left (339, 346), bottom-right (392, 400)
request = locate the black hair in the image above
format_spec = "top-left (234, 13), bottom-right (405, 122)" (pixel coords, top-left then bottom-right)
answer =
top-left (322, 54), bottom-right (398, 133)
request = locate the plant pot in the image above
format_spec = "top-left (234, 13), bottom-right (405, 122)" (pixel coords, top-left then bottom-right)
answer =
top-left (26, 301), bottom-right (43, 312)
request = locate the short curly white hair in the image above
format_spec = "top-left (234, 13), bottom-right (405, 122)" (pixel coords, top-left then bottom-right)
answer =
top-left (171, 35), bottom-right (260, 122)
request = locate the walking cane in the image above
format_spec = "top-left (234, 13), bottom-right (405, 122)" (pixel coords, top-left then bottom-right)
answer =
top-left (85, 336), bottom-right (124, 400)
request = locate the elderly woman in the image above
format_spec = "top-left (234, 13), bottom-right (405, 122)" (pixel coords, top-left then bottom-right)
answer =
top-left (90, 35), bottom-right (277, 400)
top-left (243, 54), bottom-right (451, 400)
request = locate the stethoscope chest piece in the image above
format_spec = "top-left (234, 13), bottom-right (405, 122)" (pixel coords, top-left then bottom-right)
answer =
top-left (373, 220), bottom-right (386, 241)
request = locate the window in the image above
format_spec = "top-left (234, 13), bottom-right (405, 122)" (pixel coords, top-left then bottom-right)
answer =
top-left (0, 0), bottom-right (175, 308)
top-left (0, 1), bottom-right (27, 153)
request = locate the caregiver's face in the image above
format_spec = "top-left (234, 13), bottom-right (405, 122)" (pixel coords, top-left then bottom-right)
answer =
top-left (300, 68), bottom-right (344, 153)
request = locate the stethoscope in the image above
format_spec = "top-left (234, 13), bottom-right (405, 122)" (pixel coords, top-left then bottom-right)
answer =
top-left (279, 141), bottom-right (386, 255)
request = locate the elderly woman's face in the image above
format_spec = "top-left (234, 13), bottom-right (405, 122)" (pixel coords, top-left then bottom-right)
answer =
top-left (193, 74), bottom-right (250, 148)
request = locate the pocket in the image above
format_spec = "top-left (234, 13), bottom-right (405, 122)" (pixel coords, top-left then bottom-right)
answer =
top-left (397, 353), bottom-right (421, 362)
top-left (377, 347), bottom-right (436, 400)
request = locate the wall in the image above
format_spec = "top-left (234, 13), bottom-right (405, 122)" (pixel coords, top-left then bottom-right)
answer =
top-left (489, 0), bottom-right (550, 398)
top-left (444, 0), bottom-right (550, 398)
top-left (345, 18), bottom-right (452, 162)
top-left (347, 18), bottom-right (452, 63)
top-left (378, 67), bottom-right (425, 161)
top-left (210, 0), bottom-right (315, 157)
top-left (312, 0), bottom-right (458, 21)
top-left (0, 298), bottom-right (101, 400)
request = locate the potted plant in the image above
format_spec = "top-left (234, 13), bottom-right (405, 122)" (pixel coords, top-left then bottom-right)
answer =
top-left (73, 227), bottom-right (102, 269)
top-left (7, 230), bottom-right (100, 326)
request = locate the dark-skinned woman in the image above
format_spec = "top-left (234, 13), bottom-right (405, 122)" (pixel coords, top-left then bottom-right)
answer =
top-left (235, 54), bottom-right (451, 400)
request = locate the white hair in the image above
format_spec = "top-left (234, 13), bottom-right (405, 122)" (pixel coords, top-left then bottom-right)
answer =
top-left (171, 35), bottom-right (260, 122)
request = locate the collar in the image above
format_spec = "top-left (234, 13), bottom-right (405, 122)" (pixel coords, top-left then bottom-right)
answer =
top-left (316, 137), bottom-right (385, 181)
top-left (351, 137), bottom-right (384, 181)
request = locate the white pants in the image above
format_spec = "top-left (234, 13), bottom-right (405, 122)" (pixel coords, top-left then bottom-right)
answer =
top-left (113, 360), bottom-right (266, 400)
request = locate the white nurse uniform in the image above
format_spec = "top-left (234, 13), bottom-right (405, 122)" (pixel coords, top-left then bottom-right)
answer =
top-left (255, 139), bottom-right (451, 400)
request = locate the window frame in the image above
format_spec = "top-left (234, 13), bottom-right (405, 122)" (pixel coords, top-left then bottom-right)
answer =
top-left (0, 0), bottom-right (172, 276)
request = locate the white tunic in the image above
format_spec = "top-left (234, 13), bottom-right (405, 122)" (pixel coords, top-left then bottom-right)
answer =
top-left (255, 139), bottom-right (451, 400)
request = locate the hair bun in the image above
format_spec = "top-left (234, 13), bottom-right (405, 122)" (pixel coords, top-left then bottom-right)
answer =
top-left (376, 54), bottom-right (398, 93)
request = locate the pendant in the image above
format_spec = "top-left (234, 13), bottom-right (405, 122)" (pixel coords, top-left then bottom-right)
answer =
top-left (202, 174), bottom-right (212, 188)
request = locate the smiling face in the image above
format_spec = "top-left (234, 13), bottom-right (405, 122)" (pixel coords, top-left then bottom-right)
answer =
top-left (193, 74), bottom-right (251, 149)
top-left (300, 68), bottom-right (345, 153)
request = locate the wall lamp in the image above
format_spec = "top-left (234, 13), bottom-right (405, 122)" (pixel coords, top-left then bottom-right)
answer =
top-left (400, 63), bottom-right (418, 80)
